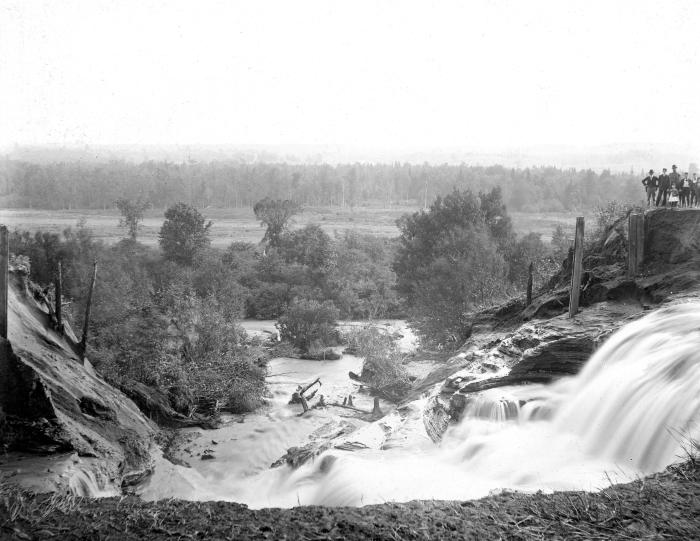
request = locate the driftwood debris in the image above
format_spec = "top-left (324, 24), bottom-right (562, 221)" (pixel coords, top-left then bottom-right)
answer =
top-left (290, 377), bottom-right (322, 413)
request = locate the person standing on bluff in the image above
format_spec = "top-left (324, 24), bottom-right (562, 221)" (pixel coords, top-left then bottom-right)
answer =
top-left (681, 172), bottom-right (691, 208)
top-left (693, 173), bottom-right (700, 207)
top-left (642, 169), bottom-right (657, 207)
top-left (656, 167), bottom-right (670, 206)
top-left (669, 164), bottom-right (681, 188)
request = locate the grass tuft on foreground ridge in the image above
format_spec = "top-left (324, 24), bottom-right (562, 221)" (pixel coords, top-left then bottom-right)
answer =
top-left (1, 451), bottom-right (699, 540)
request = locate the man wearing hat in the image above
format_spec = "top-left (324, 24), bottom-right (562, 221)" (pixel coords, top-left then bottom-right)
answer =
top-left (669, 165), bottom-right (681, 190)
top-left (656, 167), bottom-right (670, 206)
top-left (642, 169), bottom-right (657, 207)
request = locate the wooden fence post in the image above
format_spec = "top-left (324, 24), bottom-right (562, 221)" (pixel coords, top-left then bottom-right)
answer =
top-left (55, 260), bottom-right (63, 333)
top-left (526, 262), bottom-right (533, 306)
top-left (80, 260), bottom-right (97, 356)
top-left (0, 226), bottom-right (7, 340)
top-left (628, 213), bottom-right (644, 277)
top-left (569, 217), bottom-right (585, 318)
top-left (628, 213), bottom-right (637, 277)
top-left (635, 213), bottom-right (645, 269)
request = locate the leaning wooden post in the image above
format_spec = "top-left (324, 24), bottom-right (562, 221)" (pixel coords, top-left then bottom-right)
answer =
top-left (80, 260), bottom-right (97, 356)
top-left (628, 213), bottom-right (639, 277)
top-left (568, 217), bottom-right (585, 318)
top-left (0, 226), bottom-right (8, 340)
top-left (526, 262), bottom-right (534, 305)
top-left (55, 260), bottom-right (63, 332)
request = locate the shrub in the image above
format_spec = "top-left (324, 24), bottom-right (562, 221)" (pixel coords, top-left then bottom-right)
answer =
top-left (276, 299), bottom-right (340, 352)
top-left (592, 201), bottom-right (643, 242)
top-left (361, 353), bottom-right (411, 402)
top-left (342, 326), bottom-right (395, 356)
top-left (245, 283), bottom-right (291, 319)
top-left (345, 326), bottom-right (411, 402)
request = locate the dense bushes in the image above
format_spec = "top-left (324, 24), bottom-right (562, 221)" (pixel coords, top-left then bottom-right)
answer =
top-left (241, 227), bottom-right (401, 321)
top-left (276, 299), bottom-right (340, 353)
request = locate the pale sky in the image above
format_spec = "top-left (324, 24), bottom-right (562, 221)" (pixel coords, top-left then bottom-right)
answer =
top-left (1, 0), bottom-right (699, 150)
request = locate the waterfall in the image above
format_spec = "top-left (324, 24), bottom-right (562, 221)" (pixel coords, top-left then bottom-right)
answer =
top-left (261, 302), bottom-right (700, 507)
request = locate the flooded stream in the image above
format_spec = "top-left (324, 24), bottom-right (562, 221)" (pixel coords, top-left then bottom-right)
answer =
top-left (139, 306), bottom-right (700, 508)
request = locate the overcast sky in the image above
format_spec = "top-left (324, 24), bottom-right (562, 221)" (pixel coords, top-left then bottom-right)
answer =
top-left (1, 0), bottom-right (699, 151)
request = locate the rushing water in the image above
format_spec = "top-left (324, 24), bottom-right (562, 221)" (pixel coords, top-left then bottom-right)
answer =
top-left (140, 305), bottom-right (700, 508)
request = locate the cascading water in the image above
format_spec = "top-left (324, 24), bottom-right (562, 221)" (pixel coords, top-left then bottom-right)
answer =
top-left (141, 303), bottom-right (700, 508)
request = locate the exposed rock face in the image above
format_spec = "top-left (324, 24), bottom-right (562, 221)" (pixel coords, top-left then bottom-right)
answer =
top-left (443, 307), bottom-right (625, 422)
top-left (0, 274), bottom-right (157, 492)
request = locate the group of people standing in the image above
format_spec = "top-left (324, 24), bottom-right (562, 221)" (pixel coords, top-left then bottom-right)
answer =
top-left (642, 165), bottom-right (699, 208)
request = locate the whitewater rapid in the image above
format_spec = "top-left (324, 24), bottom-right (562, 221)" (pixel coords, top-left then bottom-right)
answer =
top-left (141, 304), bottom-right (700, 508)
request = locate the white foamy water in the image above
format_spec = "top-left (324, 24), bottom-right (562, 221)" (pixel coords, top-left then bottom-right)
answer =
top-left (141, 305), bottom-right (700, 508)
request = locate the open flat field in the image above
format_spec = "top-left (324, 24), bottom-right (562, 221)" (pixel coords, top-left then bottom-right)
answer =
top-left (0, 207), bottom-right (581, 246)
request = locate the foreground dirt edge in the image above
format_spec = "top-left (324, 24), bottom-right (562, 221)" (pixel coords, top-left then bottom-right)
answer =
top-left (1, 458), bottom-right (698, 541)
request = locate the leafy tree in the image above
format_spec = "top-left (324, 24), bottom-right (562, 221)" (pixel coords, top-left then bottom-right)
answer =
top-left (394, 190), bottom-right (509, 346)
top-left (410, 225), bottom-right (507, 346)
top-left (326, 231), bottom-right (400, 319)
top-left (115, 198), bottom-right (149, 241)
top-left (393, 189), bottom-right (482, 300)
top-left (507, 232), bottom-right (551, 288)
top-left (479, 186), bottom-right (515, 251)
top-left (551, 224), bottom-right (572, 263)
top-left (158, 203), bottom-right (212, 265)
top-left (279, 224), bottom-right (336, 272)
top-left (253, 197), bottom-right (300, 247)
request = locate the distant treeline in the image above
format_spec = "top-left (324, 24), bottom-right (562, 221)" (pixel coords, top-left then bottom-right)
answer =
top-left (2, 160), bottom-right (642, 212)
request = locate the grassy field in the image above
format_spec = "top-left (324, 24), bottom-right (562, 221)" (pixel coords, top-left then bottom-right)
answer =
top-left (0, 207), bottom-right (584, 246)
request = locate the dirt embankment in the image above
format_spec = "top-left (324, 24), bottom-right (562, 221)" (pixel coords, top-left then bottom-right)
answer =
top-left (0, 270), bottom-right (157, 494)
top-left (1, 457), bottom-right (698, 540)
